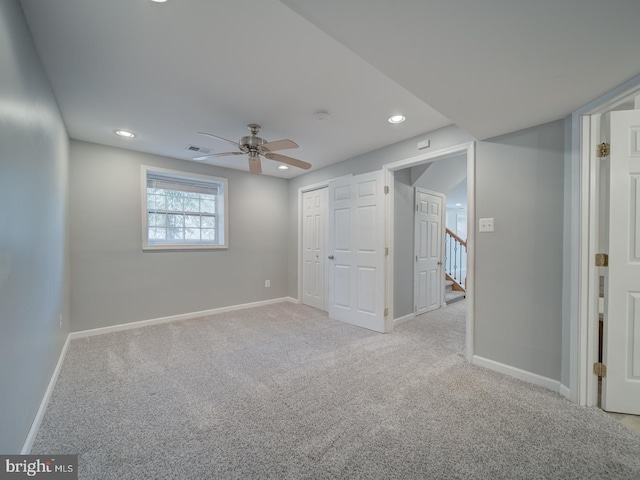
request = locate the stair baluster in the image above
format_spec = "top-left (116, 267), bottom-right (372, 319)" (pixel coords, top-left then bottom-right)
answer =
top-left (445, 228), bottom-right (467, 291)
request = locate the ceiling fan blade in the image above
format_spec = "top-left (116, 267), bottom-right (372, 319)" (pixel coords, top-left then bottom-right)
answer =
top-left (262, 139), bottom-right (298, 152)
top-left (264, 152), bottom-right (311, 170)
top-left (248, 156), bottom-right (262, 174)
top-left (198, 131), bottom-right (239, 147)
top-left (193, 152), bottom-right (243, 161)
top-left (211, 151), bottom-right (243, 157)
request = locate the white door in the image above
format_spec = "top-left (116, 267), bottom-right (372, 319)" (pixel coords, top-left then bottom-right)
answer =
top-left (603, 109), bottom-right (640, 414)
top-left (302, 188), bottom-right (327, 310)
top-left (328, 171), bottom-right (386, 333)
top-left (414, 189), bottom-right (444, 314)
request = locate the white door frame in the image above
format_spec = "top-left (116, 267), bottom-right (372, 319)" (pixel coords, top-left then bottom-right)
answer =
top-left (414, 187), bottom-right (446, 313)
top-left (383, 142), bottom-right (475, 360)
top-left (572, 77), bottom-right (640, 406)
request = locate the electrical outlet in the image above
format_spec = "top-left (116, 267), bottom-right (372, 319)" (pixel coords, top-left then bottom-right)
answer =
top-left (479, 218), bottom-right (495, 233)
top-left (265, 280), bottom-right (271, 288)
top-left (417, 139), bottom-right (430, 150)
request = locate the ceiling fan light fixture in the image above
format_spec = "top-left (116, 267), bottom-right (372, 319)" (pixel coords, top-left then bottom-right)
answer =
top-left (278, 165), bottom-right (289, 170)
top-left (387, 115), bottom-right (406, 124)
top-left (115, 129), bottom-right (135, 138)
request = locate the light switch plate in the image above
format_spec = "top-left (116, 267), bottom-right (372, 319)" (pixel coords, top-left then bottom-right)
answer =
top-left (479, 218), bottom-right (494, 232)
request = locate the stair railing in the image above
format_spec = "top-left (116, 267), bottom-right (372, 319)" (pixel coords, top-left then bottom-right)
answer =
top-left (445, 228), bottom-right (467, 290)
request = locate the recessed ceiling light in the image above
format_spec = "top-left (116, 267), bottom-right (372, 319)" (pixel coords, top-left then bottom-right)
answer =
top-left (315, 111), bottom-right (330, 121)
top-left (278, 165), bottom-right (289, 170)
top-left (115, 130), bottom-right (135, 138)
top-left (387, 115), bottom-right (406, 124)
top-left (151, 0), bottom-right (168, 3)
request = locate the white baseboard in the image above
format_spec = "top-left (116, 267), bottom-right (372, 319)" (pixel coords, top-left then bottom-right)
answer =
top-left (559, 383), bottom-right (571, 400)
top-left (284, 297), bottom-right (299, 304)
top-left (393, 313), bottom-right (415, 327)
top-left (70, 297), bottom-right (295, 339)
top-left (21, 335), bottom-right (71, 454)
top-left (472, 355), bottom-right (561, 393)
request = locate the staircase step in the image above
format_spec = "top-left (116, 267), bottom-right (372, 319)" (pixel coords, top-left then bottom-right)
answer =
top-left (445, 290), bottom-right (466, 305)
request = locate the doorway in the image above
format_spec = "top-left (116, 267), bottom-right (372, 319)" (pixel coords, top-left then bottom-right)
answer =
top-left (383, 142), bottom-right (476, 360)
top-left (580, 101), bottom-right (640, 415)
top-left (298, 173), bottom-right (386, 333)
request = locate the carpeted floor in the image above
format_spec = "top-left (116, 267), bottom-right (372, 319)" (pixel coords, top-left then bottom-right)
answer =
top-left (33, 301), bottom-right (640, 479)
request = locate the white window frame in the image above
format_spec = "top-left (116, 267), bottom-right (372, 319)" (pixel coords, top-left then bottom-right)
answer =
top-left (141, 165), bottom-right (228, 250)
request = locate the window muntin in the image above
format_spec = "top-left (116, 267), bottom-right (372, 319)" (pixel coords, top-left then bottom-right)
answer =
top-left (142, 167), bottom-right (227, 250)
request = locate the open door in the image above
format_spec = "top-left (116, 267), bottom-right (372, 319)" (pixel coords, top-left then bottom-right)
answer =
top-left (327, 171), bottom-right (386, 333)
top-left (602, 109), bottom-right (640, 414)
top-left (414, 188), bottom-right (445, 314)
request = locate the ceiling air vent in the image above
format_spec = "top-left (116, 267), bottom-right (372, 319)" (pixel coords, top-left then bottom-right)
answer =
top-left (187, 145), bottom-right (212, 154)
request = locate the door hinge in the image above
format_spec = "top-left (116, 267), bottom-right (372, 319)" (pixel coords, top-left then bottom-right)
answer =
top-left (596, 143), bottom-right (610, 158)
top-left (384, 307), bottom-right (389, 317)
top-left (384, 247), bottom-right (389, 256)
top-left (593, 362), bottom-right (607, 378)
top-left (384, 185), bottom-right (389, 195)
top-left (595, 253), bottom-right (609, 267)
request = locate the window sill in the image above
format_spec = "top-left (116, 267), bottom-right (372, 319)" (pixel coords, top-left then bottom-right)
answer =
top-left (143, 243), bottom-right (228, 252)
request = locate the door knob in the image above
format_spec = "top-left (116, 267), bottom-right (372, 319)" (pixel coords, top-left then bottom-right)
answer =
top-left (328, 255), bottom-right (335, 260)
top-left (437, 261), bottom-right (442, 265)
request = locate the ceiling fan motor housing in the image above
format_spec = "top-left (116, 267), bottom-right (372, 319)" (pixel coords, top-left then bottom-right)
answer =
top-left (239, 134), bottom-right (266, 154)
top-left (240, 124), bottom-right (267, 154)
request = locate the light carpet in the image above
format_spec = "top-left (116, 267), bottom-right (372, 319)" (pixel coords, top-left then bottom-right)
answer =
top-left (32, 301), bottom-right (640, 479)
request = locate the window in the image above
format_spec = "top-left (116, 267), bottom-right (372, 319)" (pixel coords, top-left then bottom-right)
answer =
top-left (142, 166), bottom-right (228, 250)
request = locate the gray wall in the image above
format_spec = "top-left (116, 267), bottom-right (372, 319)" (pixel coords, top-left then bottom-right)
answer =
top-left (393, 169), bottom-right (414, 318)
top-left (0, 0), bottom-right (70, 453)
top-left (288, 121), bottom-right (565, 381)
top-left (414, 153), bottom-right (466, 194)
top-left (69, 141), bottom-right (289, 331)
top-left (475, 120), bottom-right (564, 380)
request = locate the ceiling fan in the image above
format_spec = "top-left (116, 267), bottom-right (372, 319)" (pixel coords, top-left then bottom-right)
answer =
top-left (196, 124), bottom-right (311, 174)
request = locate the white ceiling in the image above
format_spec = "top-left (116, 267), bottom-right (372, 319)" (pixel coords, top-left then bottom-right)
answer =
top-left (408, 153), bottom-right (467, 209)
top-left (19, 1), bottom-right (640, 178)
top-left (19, 0), bottom-right (450, 178)
top-left (446, 179), bottom-right (468, 211)
top-left (281, 0), bottom-right (640, 140)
